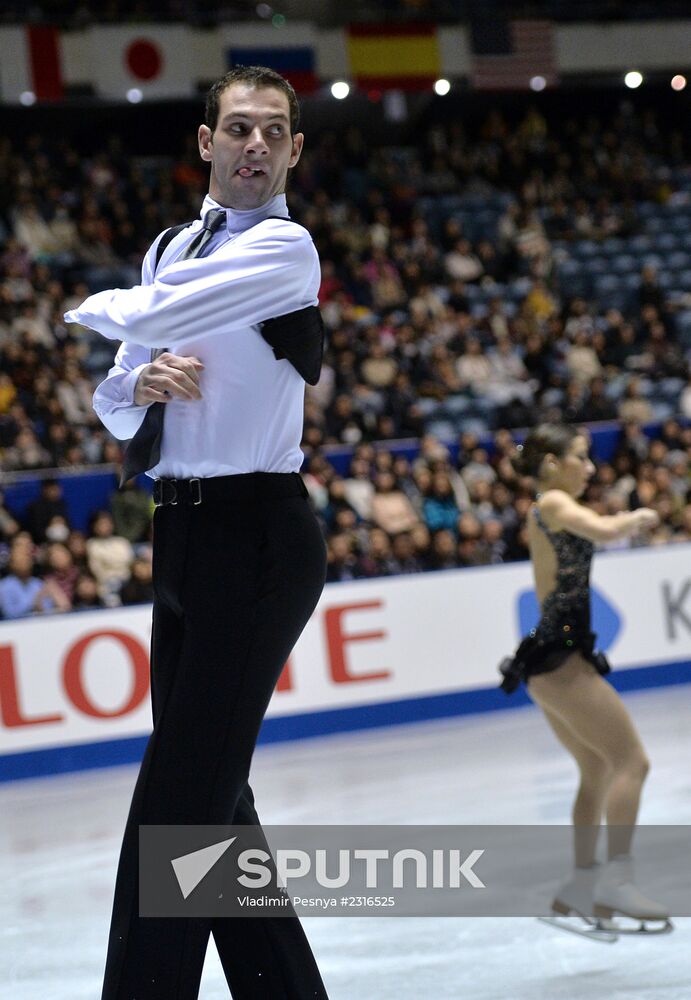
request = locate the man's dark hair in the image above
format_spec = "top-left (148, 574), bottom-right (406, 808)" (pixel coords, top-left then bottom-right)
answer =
top-left (205, 66), bottom-right (300, 135)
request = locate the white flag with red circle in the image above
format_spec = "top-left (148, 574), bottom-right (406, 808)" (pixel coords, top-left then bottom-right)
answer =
top-left (89, 25), bottom-right (195, 99)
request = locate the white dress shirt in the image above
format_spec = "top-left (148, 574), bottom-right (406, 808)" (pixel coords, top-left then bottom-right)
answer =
top-left (65, 194), bottom-right (320, 478)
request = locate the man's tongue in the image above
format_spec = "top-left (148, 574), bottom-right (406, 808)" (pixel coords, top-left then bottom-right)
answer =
top-left (238, 167), bottom-right (261, 178)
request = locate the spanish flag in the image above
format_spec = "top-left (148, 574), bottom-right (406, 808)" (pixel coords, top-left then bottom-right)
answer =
top-left (347, 23), bottom-right (440, 91)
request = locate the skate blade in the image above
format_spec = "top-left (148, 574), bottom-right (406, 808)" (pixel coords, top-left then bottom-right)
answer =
top-left (598, 916), bottom-right (674, 936)
top-left (538, 916), bottom-right (618, 943)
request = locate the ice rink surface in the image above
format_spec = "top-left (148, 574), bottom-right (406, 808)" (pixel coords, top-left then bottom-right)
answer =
top-left (1, 684), bottom-right (690, 999)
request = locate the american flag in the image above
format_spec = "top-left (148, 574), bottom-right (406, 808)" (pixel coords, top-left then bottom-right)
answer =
top-left (471, 19), bottom-right (557, 91)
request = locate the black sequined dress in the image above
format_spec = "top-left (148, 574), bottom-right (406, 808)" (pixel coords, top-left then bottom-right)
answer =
top-left (499, 505), bottom-right (611, 694)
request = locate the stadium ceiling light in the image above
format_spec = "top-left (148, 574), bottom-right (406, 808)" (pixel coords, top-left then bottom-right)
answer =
top-left (19, 91), bottom-right (36, 106)
top-left (671, 74), bottom-right (687, 91)
top-left (624, 71), bottom-right (643, 89)
top-left (530, 76), bottom-right (546, 92)
top-left (331, 81), bottom-right (350, 100)
top-left (434, 78), bottom-right (451, 96)
top-left (126, 88), bottom-right (144, 103)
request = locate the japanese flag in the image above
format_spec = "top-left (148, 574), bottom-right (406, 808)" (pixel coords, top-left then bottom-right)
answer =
top-left (89, 25), bottom-right (195, 99)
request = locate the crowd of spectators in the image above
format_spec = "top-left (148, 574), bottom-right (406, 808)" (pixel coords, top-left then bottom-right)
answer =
top-left (3, 0), bottom-right (689, 27)
top-left (2, 104), bottom-right (689, 474)
top-left (310, 420), bottom-right (691, 582)
top-left (0, 478), bottom-right (153, 618)
top-left (0, 1), bottom-right (263, 28)
top-left (299, 106), bottom-right (690, 451)
top-left (0, 98), bottom-right (689, 615)
top-left (0, 418), bottom-right (689, 616)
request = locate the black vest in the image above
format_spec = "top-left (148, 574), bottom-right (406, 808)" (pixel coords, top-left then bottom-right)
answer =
top-left (154, 216), bottom-right (324, 385)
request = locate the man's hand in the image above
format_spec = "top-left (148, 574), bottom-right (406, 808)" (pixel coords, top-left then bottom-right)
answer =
top-left (134, 353), bottom-right (205, 405)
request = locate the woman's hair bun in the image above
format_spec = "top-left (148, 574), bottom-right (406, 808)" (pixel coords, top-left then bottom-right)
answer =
top-left (511, 424), bottom-right (579, 478)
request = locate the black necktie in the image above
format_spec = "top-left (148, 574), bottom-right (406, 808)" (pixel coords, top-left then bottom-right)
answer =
top-left (120, 208), bottom-right (227, 484)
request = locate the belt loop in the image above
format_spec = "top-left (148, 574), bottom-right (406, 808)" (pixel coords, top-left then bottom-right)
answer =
top-left (190, 478), bottom-right (202, 505)
top-left (154, 479), bottom-right (178, 506)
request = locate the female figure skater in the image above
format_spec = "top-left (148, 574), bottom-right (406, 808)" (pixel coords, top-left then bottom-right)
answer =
top-left (500, 424), bottom-right (670, 933)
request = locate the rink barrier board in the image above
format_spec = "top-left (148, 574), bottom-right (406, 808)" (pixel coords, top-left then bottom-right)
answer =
top-left (1, 542), bottom-right (689, 781)
top-left (1, 657), bottom-right (689, 783)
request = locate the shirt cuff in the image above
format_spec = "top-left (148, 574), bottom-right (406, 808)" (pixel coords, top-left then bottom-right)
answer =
top-left (123, 364), bottom-right (149, 405)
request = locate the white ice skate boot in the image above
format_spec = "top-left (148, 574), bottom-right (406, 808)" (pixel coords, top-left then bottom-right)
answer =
top-left (552, 864), bottom-right (600, 920)
top-left (593, 855), bottom-right (673, 934)
top-left (538, 864), bottom-right (618, 943)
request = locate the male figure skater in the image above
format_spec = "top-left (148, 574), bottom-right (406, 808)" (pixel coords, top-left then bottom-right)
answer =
top-left (66, 66), bottom-right (329, 999)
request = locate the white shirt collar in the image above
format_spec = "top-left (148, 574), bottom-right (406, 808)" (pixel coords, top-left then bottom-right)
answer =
top-left (200, 193), bottom-right (289, 234)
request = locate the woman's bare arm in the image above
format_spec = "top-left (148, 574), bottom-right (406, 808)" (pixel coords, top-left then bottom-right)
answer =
top-left (538, 489), bottom-right (659, 543)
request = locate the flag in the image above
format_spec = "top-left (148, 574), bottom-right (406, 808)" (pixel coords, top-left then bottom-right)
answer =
top-left (347, 23), bottom-right (440, 92)
top-left (471, 20), bottom-right (557, 91)
top-left (89, 26), bottom-right (195, 99)
top-left (0, 26), bottom-right (63, 102)
top-left (227, 46), bottom-right (318, 94)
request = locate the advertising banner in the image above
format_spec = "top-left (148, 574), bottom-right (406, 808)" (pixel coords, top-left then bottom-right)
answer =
top-left (1, 543), bottom-right (689, 770)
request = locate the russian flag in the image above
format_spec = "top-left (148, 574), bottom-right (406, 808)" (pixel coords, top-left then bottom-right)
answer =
top-left (227, 46), bottom-right (318, 94)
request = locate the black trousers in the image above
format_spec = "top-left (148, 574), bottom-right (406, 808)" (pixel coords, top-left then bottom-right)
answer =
top-left (101, 473), bottom-right (329, 1000)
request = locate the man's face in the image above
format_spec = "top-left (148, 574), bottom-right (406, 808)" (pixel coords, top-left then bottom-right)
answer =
top-left (198, 83), bottom-right (303, 210)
